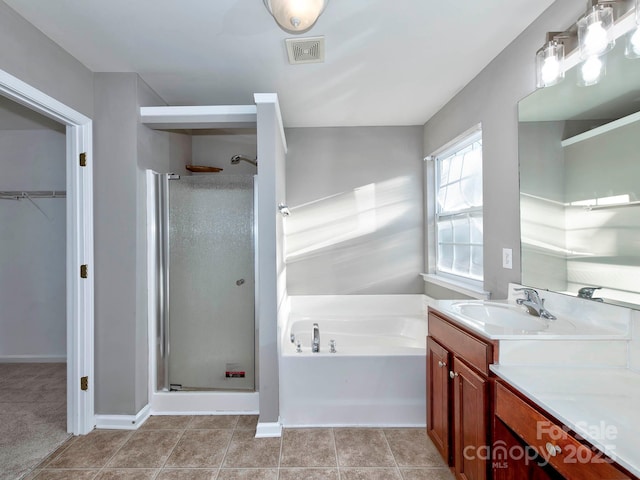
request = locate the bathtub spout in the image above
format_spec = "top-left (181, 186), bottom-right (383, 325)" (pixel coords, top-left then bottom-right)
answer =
top-left (312, 323), bottom-right (320, 353)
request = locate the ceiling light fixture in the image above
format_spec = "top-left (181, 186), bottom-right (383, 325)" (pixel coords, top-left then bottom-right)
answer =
top-left (263, 0), bottom-right (329, 34)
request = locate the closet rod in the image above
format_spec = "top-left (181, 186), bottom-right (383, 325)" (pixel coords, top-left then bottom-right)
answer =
top-left (0, 190), bottom-right (66, 199)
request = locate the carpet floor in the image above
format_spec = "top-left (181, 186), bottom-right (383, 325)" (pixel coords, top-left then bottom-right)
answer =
top-left (0, 363), bottom-right (70, 480)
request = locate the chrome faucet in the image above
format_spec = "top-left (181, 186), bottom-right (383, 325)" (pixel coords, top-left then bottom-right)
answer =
top-left (577, 286), bottom-right (604, 302)
top-left (515, 288), bottom-right (556, 320)
top-left (312, 323), bottom-right (320, 353)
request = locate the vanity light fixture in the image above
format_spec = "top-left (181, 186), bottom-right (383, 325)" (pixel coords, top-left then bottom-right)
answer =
top-left (626, 0), bottom-right (640, 58)
top-left (263, 0), bottom-right (329, 34)
top-left (578, 2), bottom-right (616, 58)
top-left (536, 36), bottom-right (566, 88)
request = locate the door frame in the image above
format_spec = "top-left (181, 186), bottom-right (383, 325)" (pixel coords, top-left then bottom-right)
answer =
top-left (0, 69), bottom-right (94, 435)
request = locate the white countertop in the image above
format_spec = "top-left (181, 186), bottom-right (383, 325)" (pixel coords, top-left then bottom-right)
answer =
top-left (491, 365), bottom-right (640, 478)
top-left (431, 299), bottom-right (630, 340)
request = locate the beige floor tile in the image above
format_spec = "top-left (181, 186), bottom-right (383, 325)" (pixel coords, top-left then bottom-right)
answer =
top-left (38, 436), bottom-right (76, 467)
top-left (384, 429), bottom-right (447, 467)
top-left (156, 469), bottom-right (216, 480)
top-left (29, 470), bottom-right (99, 480)
top-left (278, 468), bottom-right (339, 479)
top-left (94, 469), bottom-right (158, 480)
top-left (280, 428), bottom-right (336, 467)
top-left (235, 415), bottom-right (258, 430)
top-left (139, 415), bottom-right (193, 430)
top-left (222, 431), bottom-right (280, 468)
top-left (20, 470), bottom-right (42, 480)
top-left (334, 429), bottom-right (395, 467)
top-left (188, 415), bottom-right (239, 429)
top-left (340, 467), bottom-right (403, 479)
top-left (400, 468), bottom-right (456, 480)
top-left (47, 430), bottom-right (132, 468)
top-left (165, 429), bottom-right (232, 468)
top-left (215, 469), bottom-right (278, 480)
top-left (107, 430), bottom-right (182, 468)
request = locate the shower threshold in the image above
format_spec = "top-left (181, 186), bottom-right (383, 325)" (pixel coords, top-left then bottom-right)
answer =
top-left (152, 388), bottom-right (259, 414)
top-left (169, 384), bottom-right (255, 393)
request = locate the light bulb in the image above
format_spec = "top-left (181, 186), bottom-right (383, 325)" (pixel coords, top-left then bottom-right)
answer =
top-left (541, 56), bottom-right (561, 85)
top-left (535, 40), bottom-right (564, 88)
top-left (577, 6), bottom-right (614, 59)
top-left (584, 22), bottom-right (608, 56)
top-left (626, 27), bottom-right (640, 58)
top-left (581, 56), bottom-right (604, 85)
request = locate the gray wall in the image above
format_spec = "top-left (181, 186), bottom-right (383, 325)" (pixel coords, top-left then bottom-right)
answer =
top-left (0, 127), bottom-right (66, 359)
top-left (93, 73), bottom-right (190, 415)
top-left (423, 0), bottom-right (586, 300)
top-left (284, 126), bottom-right (424, 294)
top-left (0, 1), bottom-right (93, 117)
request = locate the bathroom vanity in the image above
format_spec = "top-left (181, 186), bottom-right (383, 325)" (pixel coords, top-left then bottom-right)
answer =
top-left (426, 285), bottom-right (639, 480)
top-left (427, 308), bottom-right (497, 480)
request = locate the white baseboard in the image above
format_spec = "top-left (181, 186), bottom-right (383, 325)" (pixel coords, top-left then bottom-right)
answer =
top-left (255, 418), bottom-right (282, 438)
top-left (0, 355), bottom-right (66, 363)
top-left (94, 404), bottom-right (151, 430)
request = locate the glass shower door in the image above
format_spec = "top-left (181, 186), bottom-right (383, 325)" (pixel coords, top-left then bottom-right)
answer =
top-left (167, 175), bottom-right (255, 391)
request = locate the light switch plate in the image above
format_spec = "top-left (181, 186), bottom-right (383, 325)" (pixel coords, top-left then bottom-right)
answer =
top-left (502, 248), bottom-right (513, 269)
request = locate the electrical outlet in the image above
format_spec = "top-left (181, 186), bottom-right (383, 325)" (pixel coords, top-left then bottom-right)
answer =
top-left (502, 248), bottom-right (513, 269)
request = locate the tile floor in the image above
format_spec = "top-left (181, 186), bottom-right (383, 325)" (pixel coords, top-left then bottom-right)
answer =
top-left (25, 415), bottom-right (455, 480)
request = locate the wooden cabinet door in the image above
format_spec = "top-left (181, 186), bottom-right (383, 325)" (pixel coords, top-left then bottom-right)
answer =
top-left (453, 356), bottom-right (488, 480)
top-left (427, 337), bottom-right (451, 464)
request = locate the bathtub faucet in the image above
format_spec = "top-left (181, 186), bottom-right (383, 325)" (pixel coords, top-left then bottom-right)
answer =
top-left (312, 323), bottom-right (320, 353)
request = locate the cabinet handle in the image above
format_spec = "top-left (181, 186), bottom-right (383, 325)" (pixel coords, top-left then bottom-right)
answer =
top-left (449, 371), bottom-right (459, 379)
top-left (438, 361), bottom-right (446, 368)
top-left (545, 442), bottom-right (561, 457)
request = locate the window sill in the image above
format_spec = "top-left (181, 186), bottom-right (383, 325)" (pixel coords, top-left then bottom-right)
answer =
top-left (421, 273), bottom-right (491, 300)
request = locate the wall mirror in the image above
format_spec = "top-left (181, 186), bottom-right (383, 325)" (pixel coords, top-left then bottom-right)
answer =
top-left (519, 38), bottom-right (640, 309)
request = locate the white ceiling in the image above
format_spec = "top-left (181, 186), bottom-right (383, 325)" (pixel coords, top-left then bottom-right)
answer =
top-left (4, 0), bottom-right (555, 127)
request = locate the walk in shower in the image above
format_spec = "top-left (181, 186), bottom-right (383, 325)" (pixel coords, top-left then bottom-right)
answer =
top-left (147, 171), bottom-right (259, 413)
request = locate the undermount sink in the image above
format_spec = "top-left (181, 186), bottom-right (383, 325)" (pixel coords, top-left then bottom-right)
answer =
top-left (450, 302), bottom-right (549, 332)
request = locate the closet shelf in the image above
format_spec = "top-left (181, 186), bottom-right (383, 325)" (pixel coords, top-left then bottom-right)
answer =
top-left (0, 190), bottom-right (66, 199)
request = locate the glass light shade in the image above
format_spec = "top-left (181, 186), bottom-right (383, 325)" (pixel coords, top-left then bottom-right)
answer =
top-left (264, 0), bottom-right (328, 34)
top-left (577, 5), bottom-right (615, 59)
top-left (578, 55), bottom-right (606, 86)
top-left (626, 0), bottom-right (640, 58)
top-left (536, 41), bottom-right (565, 88)
top-left (625, 27), bottom-right (640, 58)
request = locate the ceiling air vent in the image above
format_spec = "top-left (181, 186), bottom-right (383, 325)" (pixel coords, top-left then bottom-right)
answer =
top-left (285, 36), bottom-right (325, 65)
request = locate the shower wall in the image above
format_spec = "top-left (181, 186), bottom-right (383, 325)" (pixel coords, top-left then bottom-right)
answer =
top-left (192, 134), bottom-right (257, 174)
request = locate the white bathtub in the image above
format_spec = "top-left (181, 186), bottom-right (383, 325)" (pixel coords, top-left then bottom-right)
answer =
top-left (279, 295), bottom-right (428, 427)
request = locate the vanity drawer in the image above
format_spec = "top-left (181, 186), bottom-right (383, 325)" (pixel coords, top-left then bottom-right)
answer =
top-left (428, 311), bottom-right (492, 375)
top-left (495, 382), bottom-right (630, 480)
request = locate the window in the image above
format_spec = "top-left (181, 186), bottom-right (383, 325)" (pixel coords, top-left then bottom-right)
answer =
top-left (431, 128), bottom-right (483, 283)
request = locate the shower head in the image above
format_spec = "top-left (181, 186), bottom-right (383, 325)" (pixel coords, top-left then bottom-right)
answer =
top-left (230, 154), bottom-right (257, 167)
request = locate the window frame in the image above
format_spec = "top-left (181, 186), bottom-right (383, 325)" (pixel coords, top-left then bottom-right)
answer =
top-left (426, 124), bottom-right (484, 290)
